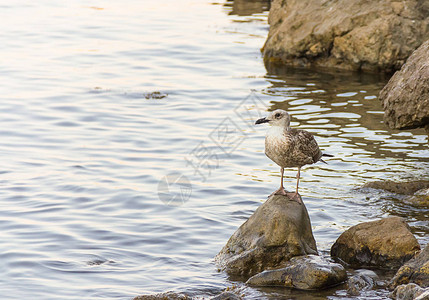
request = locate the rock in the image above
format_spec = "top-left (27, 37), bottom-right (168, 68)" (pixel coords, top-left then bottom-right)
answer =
top-left (330, 217), bottom-right (420, 269)
top-left (133, 292), bottom-right (190, 300)
top-left (347, 269), bottom-right (378, 296)
top-left (405, 188), bottom-right (429, 207)
top-left (263, 0), bottom-right (429, 72)
top-left (362, 180), bottom-right (429, 195)
top-left (391, 283), bottom-right (429, 300)
top-left (390, 244), bottom-right (429, 289)
top-left (211, 291), bottom-right (242, 300)
top-left (246, 255), bottom-right (347, 290)
top-left (215, 194), bottom-right (317, 277)
top-left (379, 39), bottom-right (429, 130)
top-left (361, 180), bottom-right (429, 207)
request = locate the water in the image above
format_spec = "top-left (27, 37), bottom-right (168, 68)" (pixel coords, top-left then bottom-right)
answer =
top-left (0, 1), bottom-right (427, 299)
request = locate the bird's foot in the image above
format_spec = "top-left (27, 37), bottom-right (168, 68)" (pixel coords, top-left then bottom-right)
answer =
top-left (269, 187), bottom-right (288, 197)
top-left (292, 192), bottom-right (302, 205)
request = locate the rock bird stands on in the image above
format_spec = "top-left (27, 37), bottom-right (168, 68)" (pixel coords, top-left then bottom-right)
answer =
top-left (255, 109), bottom-right (332, 203)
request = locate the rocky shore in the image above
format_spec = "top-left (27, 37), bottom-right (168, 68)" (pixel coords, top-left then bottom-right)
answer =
top-left (261, 0), bottom-right (429, 136)
top-left (262, 0), bottom-right (429, 73)
top-left (213, 194), bottom-right (428, 299)
top-left (134, 190), bottom-right (428, 299)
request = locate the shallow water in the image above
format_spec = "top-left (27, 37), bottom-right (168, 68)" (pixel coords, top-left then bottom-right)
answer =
top-left (0, 1), bottom-right (428, 299)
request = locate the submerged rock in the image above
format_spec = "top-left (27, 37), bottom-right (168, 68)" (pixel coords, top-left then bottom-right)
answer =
top-left (246, 255), bottom-right (347, 290)
top-left (390, 244), bottom-right (429, 289)
top-left (347, 269), bottom-right (379, 296)
top-left (405, 188), bottom-right (429, 207)
top-left (362, 180), bottom-right (429, 195)
top-left (215, 194), bottom-right (317, 277)
top-left (361, 180), bottom-right (429, 207)
top-left (331, 217), bottom-right (420, 269)
top-left (133, 292), bottom-right (190, 300)
top-left (211, 291), bottom-right (242, 300)
top-left (391, 283), bottom-right (429, 300)
top-left (263, 0), bottom-right (429, 72)
top-left (379, 40), bottom-right (429, 130)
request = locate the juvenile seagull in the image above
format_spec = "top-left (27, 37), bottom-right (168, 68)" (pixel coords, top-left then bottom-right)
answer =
top-left (255, 109), bottom-right (332, 203)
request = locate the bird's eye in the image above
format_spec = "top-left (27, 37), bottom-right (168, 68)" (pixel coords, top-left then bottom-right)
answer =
top-left (275, 113), bottom-right (281, 119)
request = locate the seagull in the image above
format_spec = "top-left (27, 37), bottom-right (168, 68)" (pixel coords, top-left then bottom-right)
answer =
top-left (255, 109), bottom-right (333, 203)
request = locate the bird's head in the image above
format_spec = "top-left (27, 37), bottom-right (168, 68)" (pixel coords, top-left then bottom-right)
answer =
top-left (255, 109), bottom-right (291, 128)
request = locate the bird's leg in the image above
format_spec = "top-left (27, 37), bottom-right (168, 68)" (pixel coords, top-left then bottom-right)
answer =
top-left (295, 167), bottom-right (301, 194)
top-left (271, 167), bottom-right (287, 196)
top-left (293, 167), bottom-right (302, 204)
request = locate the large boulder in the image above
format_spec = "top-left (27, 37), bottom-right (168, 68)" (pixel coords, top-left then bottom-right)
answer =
top-left (331, 217), bottom-right (420, 269)
top-left (379, 40), bottom-right (429, 130)
top-left (390, 244), bottom-right (429, 289)
top-left (215, 194), bottom-right (318, 278)
top-left (263, 0), bottom-right (429, 72)
top-left (246, 255), bottom-right (347, 290)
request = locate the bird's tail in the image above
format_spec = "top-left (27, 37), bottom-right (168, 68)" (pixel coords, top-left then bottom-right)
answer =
top-left (320, 153), bottom-right (333, 164)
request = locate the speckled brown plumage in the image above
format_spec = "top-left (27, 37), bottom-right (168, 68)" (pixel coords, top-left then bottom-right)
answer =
top-left (265, 128), bottom-right (323, 169)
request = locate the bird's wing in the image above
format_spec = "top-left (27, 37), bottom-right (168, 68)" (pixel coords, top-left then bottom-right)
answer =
top-left (293, 129), bottom-right (322, 163)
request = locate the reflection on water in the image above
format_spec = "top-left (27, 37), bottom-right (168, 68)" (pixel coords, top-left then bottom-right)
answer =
top-left (224, 0), bottom-right (271, 16)
top-left (0, 0), bottom-right (427, 299)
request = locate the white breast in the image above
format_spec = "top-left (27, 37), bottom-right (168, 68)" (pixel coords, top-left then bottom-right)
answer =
top-left (265, 126), bottom-right (291, 167)
top-left (266, 126), bottom-right (285, 140)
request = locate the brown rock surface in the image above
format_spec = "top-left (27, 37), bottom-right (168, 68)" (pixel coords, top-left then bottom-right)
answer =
top-left (263, 0), bottom-right (429, 72)
top-left (390, 244), bottom-right (429, 289)
top-left (331, 217), bottom-right (420, 269)
top-left (215, 194), bottom-right (317, 278)
top-left (362, 180), bottom-right (429, 195)
top-left (379, 40), bottom-right (429, 130)
top-left (361, 180), bottom-right (429, 207)
top-left (246, 255), bottom-right (347, 290)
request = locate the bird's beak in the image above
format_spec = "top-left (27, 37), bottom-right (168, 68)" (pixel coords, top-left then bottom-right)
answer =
top-left (255, 117), bottom-right (269, 125)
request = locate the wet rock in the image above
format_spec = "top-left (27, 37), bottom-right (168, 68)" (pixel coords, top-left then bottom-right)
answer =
top-left (215, 194), bottom-right (317, 277)
top-left (361, 180), bottom-right (429, 207)
top-left (390, 244), bottom-right (429, 289)
top-left (380, 40), bottom-right (429, 130)
top-left (362, 180), bottom-right (429, 196)
top-left (143, 91), bottom-right (168, 100)
top-left (347, 269), bottom-right (378, 296)
top-left (391, 283), bottom-right (429, 300)
top-left (263, 0), bottom-right (429, 72)
top-left (331, 217), bottom-right (420, 269)
top-left (405, 188), bottom-right (429, 207)
top-left (246, 255), bottom-right (347, 290)
top-left (211, 291), bottom-right (242, 300)
top-left (133, 292), bottom-right (190, 300)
